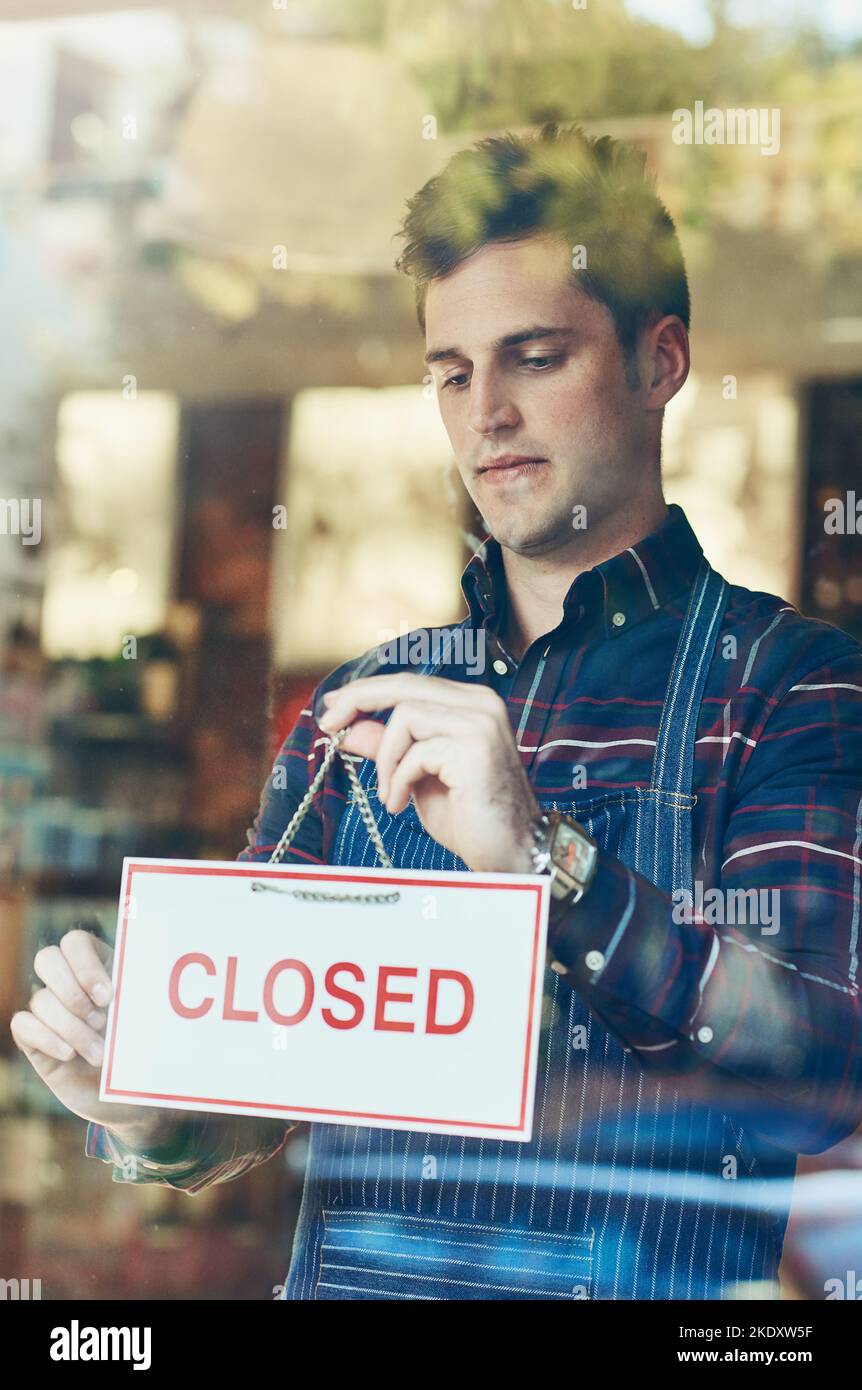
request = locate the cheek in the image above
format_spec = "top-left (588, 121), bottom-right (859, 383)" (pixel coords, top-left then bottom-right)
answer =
top-left (541, 362), bottom-right (627, 433)
top-left (534, 374), bottom-right (600, 434)
top-left (437, 393), bottom-right (470, 444)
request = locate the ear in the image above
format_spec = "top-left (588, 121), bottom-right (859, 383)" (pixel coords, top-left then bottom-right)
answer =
top-left (641, 315), bottom-right (689, 409)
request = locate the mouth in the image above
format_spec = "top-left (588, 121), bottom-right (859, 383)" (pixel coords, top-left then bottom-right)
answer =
top-left (476, 454), bottom-right (548, 480)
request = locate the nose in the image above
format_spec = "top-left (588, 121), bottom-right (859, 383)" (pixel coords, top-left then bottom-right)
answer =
top-left (466, 368), bottom-right (521, 437)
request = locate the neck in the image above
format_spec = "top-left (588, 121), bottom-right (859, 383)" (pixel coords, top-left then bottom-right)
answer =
top-left (497, 492), bottom-right (669, 662)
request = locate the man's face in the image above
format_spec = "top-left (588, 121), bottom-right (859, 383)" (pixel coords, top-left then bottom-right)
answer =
top-left (424, 233), bottom-right (650, 557)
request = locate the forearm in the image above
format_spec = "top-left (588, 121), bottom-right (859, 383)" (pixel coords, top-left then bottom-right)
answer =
top-left (82, 685), bottom-right (332, 1192)
top-left (85, 1112), bottom-right (295, 1193)
top-left (547, 852), bottom-right (862, 1153)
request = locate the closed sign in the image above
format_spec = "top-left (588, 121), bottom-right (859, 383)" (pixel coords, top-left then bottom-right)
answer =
top-left (101, 859), bottom-right (550, 1142)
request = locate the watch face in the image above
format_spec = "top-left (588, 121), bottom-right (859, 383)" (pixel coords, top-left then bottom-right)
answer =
top-left (551, 819), bottom-right (596, 882)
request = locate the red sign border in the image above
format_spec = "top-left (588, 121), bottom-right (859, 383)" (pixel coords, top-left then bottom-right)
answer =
top-left (104, 861), bottom-right (546, 1135)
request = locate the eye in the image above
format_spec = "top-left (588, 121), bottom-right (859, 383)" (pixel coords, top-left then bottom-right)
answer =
top-left (520, 354), bottom-right (562, 370)
top-left (439, 353), bottom-right (562, 389)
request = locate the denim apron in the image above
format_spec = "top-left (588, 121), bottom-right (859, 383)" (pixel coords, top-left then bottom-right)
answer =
top-left (282, 558), bottom-right (791, 1300)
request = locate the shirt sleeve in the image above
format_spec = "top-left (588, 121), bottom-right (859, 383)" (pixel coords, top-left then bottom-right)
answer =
top-left (82, 692), bottom-right (332, 1190)
top-left (546, 642), bottom-right (862, 1157)
top-left (236, 697), bottom-right (327, 865)
top-left (84, 1111), bottom-right (295, 1194)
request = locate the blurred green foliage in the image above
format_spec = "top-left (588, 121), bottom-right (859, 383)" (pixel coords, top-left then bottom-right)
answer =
top-left (349, 0), bottom-right (862, 132)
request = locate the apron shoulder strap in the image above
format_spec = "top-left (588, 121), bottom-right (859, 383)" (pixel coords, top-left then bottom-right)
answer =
top-left (650, 556), bottom-right (730, 798)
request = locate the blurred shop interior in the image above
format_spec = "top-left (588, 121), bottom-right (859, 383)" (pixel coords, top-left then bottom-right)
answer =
top-left (1, 0), bottom-right (862, 1299)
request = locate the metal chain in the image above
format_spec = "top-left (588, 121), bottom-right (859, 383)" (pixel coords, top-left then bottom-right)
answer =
top-left (251, 882), bottom-right (400, 906)
top-left (264, 726), bottom-right (395, 894)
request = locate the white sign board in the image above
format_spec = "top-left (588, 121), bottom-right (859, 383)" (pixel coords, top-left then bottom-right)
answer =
top-left (100, 858), bottom-right (551, 1143)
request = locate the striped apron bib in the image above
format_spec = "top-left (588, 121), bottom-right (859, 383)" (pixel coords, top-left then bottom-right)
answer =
top-left (282, 558), bottom-right (794, 1299)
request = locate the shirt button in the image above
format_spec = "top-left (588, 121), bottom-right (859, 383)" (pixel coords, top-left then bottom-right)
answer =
top-left (492, 658), bottom-right (508, 675)
top-left (585, 949), bottom-right (605, 972)
top-left (697, 1025), bottom-right (714, 1044)
top-left (611, 611), bottom-right (626, 628)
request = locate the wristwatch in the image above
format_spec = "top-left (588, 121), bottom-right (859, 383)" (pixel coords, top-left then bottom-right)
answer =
top-left (528, 809), bottom-right (599, 926)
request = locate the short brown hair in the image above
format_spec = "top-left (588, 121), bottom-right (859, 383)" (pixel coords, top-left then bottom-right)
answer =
top-left (395, 121), bottom-right (690, 365)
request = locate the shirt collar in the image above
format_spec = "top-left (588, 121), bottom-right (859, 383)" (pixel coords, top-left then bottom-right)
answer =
top-left (459, 502), bottom-right (705, 643)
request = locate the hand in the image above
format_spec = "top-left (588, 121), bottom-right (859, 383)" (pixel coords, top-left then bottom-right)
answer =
top-left (10, 928), bottom-right (178, 1142)
top-left (318, 673), bottom-right (540, 873)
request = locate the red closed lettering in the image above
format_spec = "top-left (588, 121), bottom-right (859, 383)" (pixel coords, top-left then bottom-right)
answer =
top-left (165, 956), bottom-right (476, 1035)
top-left (264, 959), bottom-right (314, 1026)
top-left (169, 953), bottom-right (215, 1019)
top-left (374, 966), bottom-right (417, 1032)
top-left (223, 955), bottom-right (258, 1022)
top-left (322, 962), bottom-right (365, 1029)
top-left (425, 969), bottom-right (474, 1035)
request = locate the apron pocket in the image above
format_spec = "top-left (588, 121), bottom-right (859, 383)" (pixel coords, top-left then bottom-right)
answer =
top-left (315, 1208), bottom-right (595, 1300)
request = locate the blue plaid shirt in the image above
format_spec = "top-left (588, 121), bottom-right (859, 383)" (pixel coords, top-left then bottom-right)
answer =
top-left (86, 503), bottom-right (862, 1206)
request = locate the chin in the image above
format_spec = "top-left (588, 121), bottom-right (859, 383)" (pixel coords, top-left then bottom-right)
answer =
top-left (489, 519), bottom-right (564, 555)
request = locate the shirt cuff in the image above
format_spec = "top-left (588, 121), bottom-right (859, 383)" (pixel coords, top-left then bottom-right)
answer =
top-left (85, 1117), bottom-right (202, 1185)
top-left (546, 850), bottom-right (643, 984)
top-left (546, 847), bottom-right (730, 1055)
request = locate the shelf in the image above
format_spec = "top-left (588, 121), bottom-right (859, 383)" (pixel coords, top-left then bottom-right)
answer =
top-left (50, 714), bottom-right (189, 757)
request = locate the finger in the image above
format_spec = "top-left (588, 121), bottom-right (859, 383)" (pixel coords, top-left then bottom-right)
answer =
top-left (58, 929), bottom-right (114, 1009)
top-left (33, 945), bottom-right (107, 1030)
top-left (10, 1010), bottom-right (75, 1066)
top-left (373, 702), bottom-right (474, 804)
top-left (30, 988), bottom-right (105, 1066)
top-left (332, 719), bottom-right (386, 763)
top-left (386, 736), bottom-right (452, 815)
top-left (319, 673), bottom-right (495, 731)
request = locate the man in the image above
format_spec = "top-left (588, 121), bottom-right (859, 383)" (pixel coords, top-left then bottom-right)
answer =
top-left (13, 123), bottom-right (862, 1300)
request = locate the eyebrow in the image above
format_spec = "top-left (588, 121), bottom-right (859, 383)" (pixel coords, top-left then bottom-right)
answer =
top-left (423, 325), bottom-right (574, 366)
